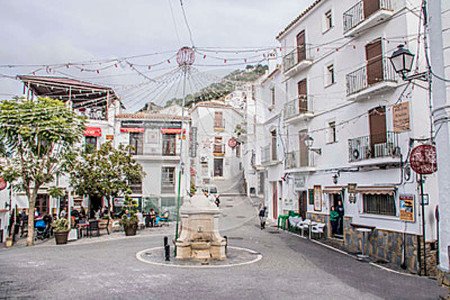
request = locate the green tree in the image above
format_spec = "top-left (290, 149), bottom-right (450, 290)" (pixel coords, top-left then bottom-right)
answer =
top-left (0, 97), bottom-right (85, 246)
top-left (70, 142), bottom-right (144, 217)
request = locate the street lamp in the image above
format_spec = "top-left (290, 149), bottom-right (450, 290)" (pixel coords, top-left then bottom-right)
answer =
top-left (389, 45), bottom-right (428, 82)
top-left (304, 135), bottom-right (321, 155)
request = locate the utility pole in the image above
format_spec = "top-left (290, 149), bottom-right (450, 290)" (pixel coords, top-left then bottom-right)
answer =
top-left (428, 0), bottom-right (450, 273)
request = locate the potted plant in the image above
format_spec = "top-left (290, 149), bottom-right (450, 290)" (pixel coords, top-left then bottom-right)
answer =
top-left (119, 193), bottom-right (138, 236)
top-left (52, 218), bottom-right (70, 245)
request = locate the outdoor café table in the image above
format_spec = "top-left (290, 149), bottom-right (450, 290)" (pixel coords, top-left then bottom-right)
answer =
top-left (77, 222), bottom-right (89, 238)
top-left (308, 221), bottom-right (317, 239)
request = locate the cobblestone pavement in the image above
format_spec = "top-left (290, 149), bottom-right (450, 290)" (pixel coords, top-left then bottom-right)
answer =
top-left (0, 196), bottom-right (447, 300)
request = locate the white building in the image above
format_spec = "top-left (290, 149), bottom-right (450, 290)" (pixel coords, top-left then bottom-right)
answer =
top-left (190, 101), bottom-right (244, 191)
top-left (251, 0), bottom-right (439, 274)
top-left (114, 107), bottom-right (190, 219)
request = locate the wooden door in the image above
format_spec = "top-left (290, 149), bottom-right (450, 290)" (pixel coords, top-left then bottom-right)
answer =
top-left (272, 182), bottom-right (278, 219)
top-left (299, 130), bottom-right (309, 167)
top-left (299, 191), bottom-right (307, 219)
top-left (297, 79), bottom-right (308, 112)
top-left (363, 0), bottom-right (380, 18)
top-left (366, 39), bottom-right (383, 85)
top-left (369, 107), bottom-right (387, 153)
top-left (296, 30), bottom-right (306, 63)
top-left (35, 194), bottom-right (49, 215)
top-left (271, 130), bottom-right (277, 161)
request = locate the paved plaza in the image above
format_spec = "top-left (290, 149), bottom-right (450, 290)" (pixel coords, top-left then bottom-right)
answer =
top-left (0, 196), bottom-right (447, 299)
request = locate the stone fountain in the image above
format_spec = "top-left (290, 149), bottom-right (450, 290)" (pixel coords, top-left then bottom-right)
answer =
top-left (175, 193), bottom-right (226, 261)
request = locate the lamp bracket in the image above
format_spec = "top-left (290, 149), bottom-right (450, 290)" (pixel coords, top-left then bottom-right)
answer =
top-left (403, 71), bottom-right (429, 82)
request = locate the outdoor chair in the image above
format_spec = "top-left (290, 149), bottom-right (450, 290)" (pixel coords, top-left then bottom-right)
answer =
top-left (98, 218), bottom-right (110, 235)
top-left (88, 220), bottom-right (100, 237)
top-left (137, 213), bottom-right (145, 230)
top-left (297, 219), bottom-right (311, 237)
top-left (311, 223), bottom-right (326, 239)
top-left (288, 216), bottom-right (302, 232)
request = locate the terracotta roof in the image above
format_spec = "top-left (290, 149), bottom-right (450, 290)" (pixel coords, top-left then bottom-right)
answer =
top-left (115, 113), bottom-right (190, 121)
top-left (18, 75), bottom-right (113, 91)
top-left (276, 0), bottom-right (323, 40)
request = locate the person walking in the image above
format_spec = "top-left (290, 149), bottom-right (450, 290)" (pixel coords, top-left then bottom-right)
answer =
top-left (259, 206), bottom-right (267, 230)
top-left (330, 206), bottom-right (339, 237)
top-left (336, 200), bottom-right (344, 235)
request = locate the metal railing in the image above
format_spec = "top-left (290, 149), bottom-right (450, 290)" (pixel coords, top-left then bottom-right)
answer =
top-left (284, 95), bottom-right (314, 120)
top-left (343, 0), bottom-right (394, 33)
top-left (283, 45), bottom-right (314, 72)
top-left (286, 150), bottom-right (312, 169)
top-left (348, 131), bottom-right (400, 162)
top-left (346, 56), bottom-right (396, 95)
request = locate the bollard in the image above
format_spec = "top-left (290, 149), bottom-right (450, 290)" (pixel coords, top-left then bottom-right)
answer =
top-left (163, 236), bottom-right (168, 247)
top-left (165, 244), bottom-right (170, 261)
top-left (224, 235), bottom-right (228, 255)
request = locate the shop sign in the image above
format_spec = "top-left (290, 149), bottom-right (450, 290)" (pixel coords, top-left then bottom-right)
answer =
top-left (313, 185), bottom-right (322, 211)
top-left (120, 127), bottom-right (144, 133)
top-left (399, 194), bottom-right (415, 222)
top-left (348, 183), bottom-right (357, 203)
top-left (410, 145), bottom-right (437, 175)
top-left (393, 102), bottom-right (410, 133)
top-left (84, 127), bottom-right (102, 137)
top-left (106, 134), bottom-right (114, 141)
top-left (189, 127), bottom-right (198, 158)
top-left (294, 175), bottom-right (306, 191)
top-left (114, 197), bottom-right (125, 207)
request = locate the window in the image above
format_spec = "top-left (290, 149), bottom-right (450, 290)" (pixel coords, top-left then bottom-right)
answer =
top-left (129, 132), bottom-right (144, 155)
top-left (85, 136), bottom-right (97, 152)
top-left (326, 64), bottom-right (335, 86)
top-left (363, 194), bottom-right (396, 216)
top-left (161, 167), bottom-right (175, 193)
top-left (214, 136), bottom-right (224, 154)
top-left (324, 10), bottom-right (333, 31)
top-left (162, 134), bottom-right (176, 156)
top-left (214, 111), bottom-right (224, 129)
top-left (271, 130), bottom-right (277, 161)
top-left (270, 87), bottom-right (275, 107)
top-left (327, 121), bottom-right (337, 143)
top-left (130, 178), bottom-right (142, 194)
top-left (308, 189), bottom-right (314, 205)
top-left (236, 142), bottom-right (241, 158)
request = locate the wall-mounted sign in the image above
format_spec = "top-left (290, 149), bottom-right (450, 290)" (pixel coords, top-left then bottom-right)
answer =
top-left (314, 185), bottom-right (322, 211)
top-left (348, 183), bottom-right (357, 204)
top-left (189, 127), bottom-right (198, 158)
top-left (84, 127), bottom-right (102, 137)
top-left (106, 134), bottom-right (114, 141)
top-left (399, 194), bottom-right (415, 222)
top-left (420, 194), bottom-right (429, 206)
top-left (410, 144), bottom-right (437, 175)
top-left (294, 175), bottom-right (306, 191)
top-left (393, 101), bottom-right (410, 133)
top-left (120, 127), bottom-right (144, 133)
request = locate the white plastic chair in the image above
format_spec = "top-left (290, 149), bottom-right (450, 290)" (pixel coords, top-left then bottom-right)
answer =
top-left (288, 216), bottom-right (302, 232)
top-left (137, 212), bottom-right (145, 230)
top-left (297, 219), bottom-right (310, 236)
top-left (311, 223), bottom-right (326, 239)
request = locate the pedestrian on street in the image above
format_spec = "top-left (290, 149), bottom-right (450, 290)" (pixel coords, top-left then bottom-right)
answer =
top-left (59, 208), bottom-right (67, 219)
top-left (330, 206), bottom-right (339, 236)
top-left (259, 206), bottom-right (267, 230)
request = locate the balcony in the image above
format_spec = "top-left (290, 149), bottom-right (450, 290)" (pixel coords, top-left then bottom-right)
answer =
top-left (346, 57), bottom-right (397, 101)
top-left (261, 144), bottom-right (279, 166)
top-left (214, 119), bottom-right (225, 132)
top-left (213, 144), bottom-right (225, 156)
top-left (284, 96), bottom-right (314, 123)
top-left (348, 131), bottom-right (401, 163)
top-left (130, 147), bottom-right (181, 161)
top-left (343, 0), bottom-right (395, 37)
top-left (282, 45), bottom-right (314, 77)
top-left (285, 150), bottom-right (315, 170)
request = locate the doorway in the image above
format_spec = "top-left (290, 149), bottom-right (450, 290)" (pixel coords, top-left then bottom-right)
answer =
top-left (329, 193), bottom-right (344, 238)
top-left (363, 0), bottom-right (380, 18)
top-left (90, 195), bottom-right (103, 218)
top-left (365, 39), bottom-right (383, 86)
top-left (369, 106), bottom-right (387, 157)
top-left (213, 158), bottom-right (223, 177)
top-left (298, 191), bottom-right (307, 219)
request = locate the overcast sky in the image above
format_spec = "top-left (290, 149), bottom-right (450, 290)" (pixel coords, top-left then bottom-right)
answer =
top-left (0, 0), bottom-right (314, 110)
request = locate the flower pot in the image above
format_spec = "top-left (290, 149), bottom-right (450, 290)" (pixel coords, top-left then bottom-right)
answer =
top-left (54, 231), bottom-right (69, 245)
top-left (124, 224), bottom-right (137, 236)
top-left (5, 237), bottom-right (13, 248)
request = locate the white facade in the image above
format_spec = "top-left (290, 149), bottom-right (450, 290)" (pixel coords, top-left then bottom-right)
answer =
top-left (190, 101), bottom-right (244, 189)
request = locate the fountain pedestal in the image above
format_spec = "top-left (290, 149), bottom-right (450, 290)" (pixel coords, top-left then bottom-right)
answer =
top-left (175, 193), bottom-right (226, 261)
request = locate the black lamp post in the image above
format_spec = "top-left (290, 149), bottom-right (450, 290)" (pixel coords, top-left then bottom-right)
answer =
top-left (389, 45), bottom-right (428, 82)
top-left (304, 135), bottom-right (321, 155)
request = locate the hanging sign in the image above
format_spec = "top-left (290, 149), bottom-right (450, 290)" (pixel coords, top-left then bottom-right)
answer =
top-left (0, 178), bottom-right (7, 191)
top-left (228, 137), bottom-right (237, 149)
top-left (313, 185), bottom-right (322, 211)
top-left (410, 145), bottom-right (437, 174)
top-left (294, 175), bottom-right (306, 191)
top-left (106, 134), bottom-right (114, 141)
top-left (393, 102), bottom-right (410, 133)
top-left (399, 194), bottom-right (415, 222)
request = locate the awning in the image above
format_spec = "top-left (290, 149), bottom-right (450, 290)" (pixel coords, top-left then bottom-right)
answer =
top-left (161, 128), bottom-right (185, 134)
top-left (84, 127), bottom-right (102, 137)
top-left (356, 186), bottom-right (396, 196)
top-left (120, 127), bottom-right (144, 133)
top-left (323, 186), bottom-right (343, 194)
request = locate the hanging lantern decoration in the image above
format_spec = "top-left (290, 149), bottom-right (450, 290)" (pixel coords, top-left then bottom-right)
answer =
top-left (176, 47), bottom-right (195, 66)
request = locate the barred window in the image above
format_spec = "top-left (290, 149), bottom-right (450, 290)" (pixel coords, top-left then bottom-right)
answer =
top-left (363, 194), bottom-right (396, 216)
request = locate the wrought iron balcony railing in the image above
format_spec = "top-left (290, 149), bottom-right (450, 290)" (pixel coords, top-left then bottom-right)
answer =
top-left (282, 45), bottom-right (314, 73)
top-left (286, 150), bottom-right (312, 169)
top-left (284, 95), bottom-right (314, 120)
top-left (343, 0), bottom-right (394, 33)
top-left (348, 131), bottom-right (400, 162)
